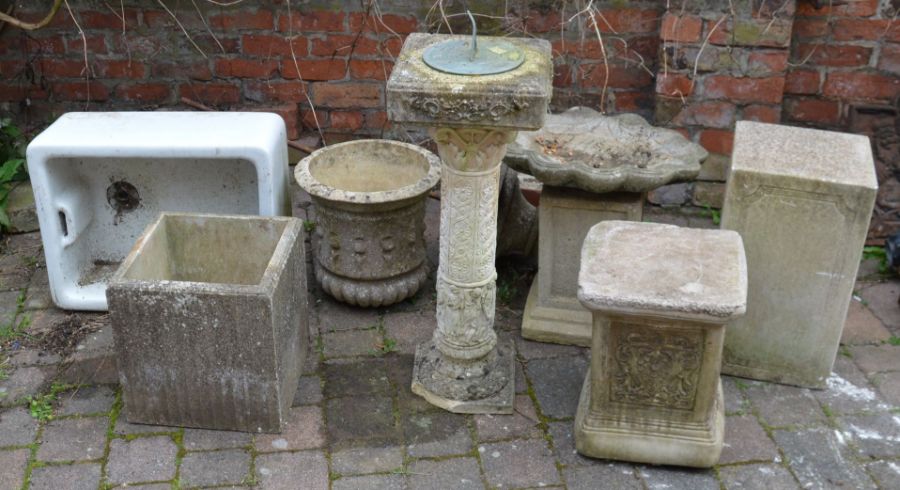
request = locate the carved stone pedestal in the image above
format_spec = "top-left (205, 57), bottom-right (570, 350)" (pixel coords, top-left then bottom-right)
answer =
top-left (575, 221), bottom-right (747, 468)
top-left (387, 33), bottom-right (552, 414)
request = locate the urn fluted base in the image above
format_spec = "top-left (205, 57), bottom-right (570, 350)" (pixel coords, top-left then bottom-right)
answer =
top-left (411, 339), bottom-right (515, 414)
top-left (315, 260), bottom-right (428, 308)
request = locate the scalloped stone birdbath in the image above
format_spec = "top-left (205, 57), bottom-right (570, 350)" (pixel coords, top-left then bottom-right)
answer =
top-left (387, 30), bottom-right (552, 414)
top-left (504, 106), bottom-right (707, 347)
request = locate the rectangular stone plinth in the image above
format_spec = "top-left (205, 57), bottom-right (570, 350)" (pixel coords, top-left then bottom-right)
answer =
top-left (721, 121), bottom-right (878, 389)
top-left (522, 187), bottom-right (643, 346)
top-left (386, 33), bottom-right (552, 131)
top-left (106, 213), bottom-right (307, 433)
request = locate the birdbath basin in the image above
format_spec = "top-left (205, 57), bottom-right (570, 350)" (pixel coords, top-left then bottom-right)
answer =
top-left (507, 106), bottom-right (707, 347)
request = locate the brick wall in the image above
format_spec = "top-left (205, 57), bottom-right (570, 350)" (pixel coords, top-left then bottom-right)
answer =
top-left (0, 0), bottom-right (897, 216)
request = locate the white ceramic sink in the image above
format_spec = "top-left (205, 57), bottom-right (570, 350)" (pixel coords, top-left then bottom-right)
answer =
top-left (27, 112), bottom-right (291, 311)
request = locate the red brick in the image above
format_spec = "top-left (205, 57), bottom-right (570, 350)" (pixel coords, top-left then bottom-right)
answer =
top-left (525, 10), bottom-right (562, 33)
top-left (553, 63), bottom-right (574, 88)
top-left (383, 37), bottom-right (404, 57)
top-left (784, 97), bottom-right (841, 124)
top-left (330, 110), bottom-right (364, 131)
top-left (0, 60), bottom-right (27, 78)
top-left (672, 100), bottom-right (737, 128)
top-left (66, 34), bottom-right (107, 55)
top-left (660, 13), bottom-right (702, 43)
top-left (282, 59), bottom-right (346, 80)
top-left (794, 44), bottom-right (872, 67)
top-left (796, 0), bottom-right (878, 17)
top-left (241, 34), bottom-right (308, 57)
top-left (553, 39), bottom-right (605, 59)
top-left (152, 61), bottom-right (212, 81)
top-left (40, 59), bottom-right (88, 78)
top-left (115, 83), bottom-right (171, 103)
top-left (94, 60), bottom-right (146, 79)
top-left (364, 110), bottom-right (388, 129)
top-left (209, 10), bottom-right (274, 30)
top-left (792, 18), bottom-right (829, 38)
top-left (785, 69), bottom-right (820, 95)
top-left (594, 8), bottom-right (659, 34)
top-left (349, 13), bottom-right (418, 34)
top-left (312, 83), bottom-right (381, 108)
top-left (0, 82), bottom-right (47, 101)
top-left (178, 83), bottom-right (241, 105)
top-left (824, 72), bottom-right (900, 100)
top-left (25, 37), bottom-right (65, 55)
top-left (620, 36), bottom-right (660, 63)
top-left (0, 36), bottom-right (24, 56)
top-left (742, 104), bottom-right (781, 123)
top-left (278, 11), bottom-right (344, 32)
top-left (81, 10), bottom-right (138, 29)
top-left (703, 76), bottom-right (785, 103)
top-left (613, 91), bottom-right (653, 112)
top-left (831, 19), bottom-right (889, 41)
top-left (245, 80), bottom-right (307, 103)
top-left (656, 72), bottom-right (693, 97)
top-left (310, 35), bottom-right (379, 57)
top-left (349, 60), bottom-right (392, 81)
top-left (52, 81), bottom-right (109, 101)
top-left (301, 108), bottom-right (328, 129)
top-left (698, 129), bottom-right (734, 155)
top-left (243, 104), bottom-right (300, 139)
top-left (215, 58), bottom-right (278, 78)
top-left (581, 64), bottom-right (653, 89)
top-left (709, 18), bottom-right (792, 48)
top-left (878, 43), bottom-right (900, 75)
top-left (747, 51), bottom-right (789, 75)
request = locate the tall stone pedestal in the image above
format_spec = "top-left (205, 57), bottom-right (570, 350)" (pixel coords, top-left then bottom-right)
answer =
top-left (387, 33), bottom-right (552, 414)
top-left (721, 121), bottom-right (878, 389)
top-left (522, 187), bottom-right (643, 346)
top-left (575, 221), bottom-right (747, 468)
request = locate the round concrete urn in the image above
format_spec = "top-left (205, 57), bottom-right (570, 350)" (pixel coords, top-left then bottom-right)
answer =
top-left (296, 140), bottom-right (441, 307)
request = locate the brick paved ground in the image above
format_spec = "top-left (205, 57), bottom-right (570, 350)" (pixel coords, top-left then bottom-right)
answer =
top-left (1, 187), bottom-right (899, 489)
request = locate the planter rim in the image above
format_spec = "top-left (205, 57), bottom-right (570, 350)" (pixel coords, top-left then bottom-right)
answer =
top-left (295, 139), bottom-right (441, 205)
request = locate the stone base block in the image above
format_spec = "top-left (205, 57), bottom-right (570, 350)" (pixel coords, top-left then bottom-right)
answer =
top-left (411, 340), bottom-right (515, 414)
top-left (521, 278), bottom-right (591, 347)
top-left (574, 375), bottom-right (724, 468)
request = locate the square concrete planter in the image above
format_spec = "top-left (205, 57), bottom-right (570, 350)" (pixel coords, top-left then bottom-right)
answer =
top-left (27, 112), bottom-right (291, 311)
top-left (106, 213), bottom-right (306, 433)
top-left (721, 121), bottom-right (878, 388)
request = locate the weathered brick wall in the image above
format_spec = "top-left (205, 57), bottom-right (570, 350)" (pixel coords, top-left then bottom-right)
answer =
top-left (0, 0), bottom-right (897, 215)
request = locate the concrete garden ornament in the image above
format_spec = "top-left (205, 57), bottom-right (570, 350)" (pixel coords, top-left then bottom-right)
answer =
top-left (387, 26), bottom-right (552, 413)
top-left (296, 140), bottom-right (441, 307)
top-left (27, 112), bottom-right (291, 311)
top-left (505, 106), bottom-right (706, 346)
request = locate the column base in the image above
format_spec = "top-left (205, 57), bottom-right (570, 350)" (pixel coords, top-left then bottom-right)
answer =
top-left (521, 277), bottom-right (592, 347)
top-left (411, 339), bottom-right (515, 415)
top-left (574, 374), bottom-right (724, 468)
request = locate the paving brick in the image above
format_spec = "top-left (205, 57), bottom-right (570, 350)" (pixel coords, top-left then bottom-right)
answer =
top-left (180, 449), bottom-right (251, 487)
top-left (873, 371), bottom-right (900, 408)
top-left (722, 376), bottom-right (750, 415)
top-left (256, 405), bottom-right (325, 452)
top-left (408, 457), bottom-right (483, 490)
top-left (565, 463), bottom-right (642, 490)
top-left (326, 395), bottom-right (397, 445)
top-left (773, 427), bottom-right (875, 489)
top-left (29, 462), bottom-right (102, 490)
top-left (637, 465), bottom-right (718, 490)
top-left (857, 282), bottom-right (900, 329)
top-left (717, 464), bottom-right (799, 490)
top-left (383, 310), bottom-right (435, 355)
top-left (526, 356), bottom-right (588, 419)
top-left (479, 438), bottom-right (560, 488)
top-left (839, 412), bottom-right (900, 458)
top-left (294, 375), bottom-right (323, 406)
top-left (547, 421), bottom-right (592, 466)
top-left (183, 428), bottom-right (252, 451)
top-left (0, 366), bottom-right (47, 406)
top-left (313, 298), bottom-right (380, 332)
top-left (850, 345), bottom-right (900, 374)
top-left (720, 415), bottom-right (779, 464)
top-left (515, 335), bottom-right (586, 360)
top-left (331, 445), bottom-right (404, 475)
top-left (0, 449), bottom-right (29, 489)
top-left (113, 417), bottom-right (177, 436)
top-left (56, 385), bottom-right (116, 416)
top-left (867, 460), bottom-right (900, 489)
top-left (324, 358), bottom-right (391, 397)
top-left (0, 407), bottom-right (38, 447)
top-left (57, 326), bottom-right (117, 385)
top-left (817, 356), bottom-right (889, 414)
top-left (842, 300), bottom-right (891, 344)
top-left (323, 329), bottom-right (382, 358)
top-left (255, 450), bottom-right (329, 490)
top-left (37, 416), bottom-right (108, 462)
top-left (475, 394), bottom-right (541, 442)
top-left (744, 381), bottom-right (826, 428)
top-left (107, 436), bottom-right (178, 485)
top-left (404, 410), bottom-right (472, 458)
top-left (333, 474), bottom-right (407, 490)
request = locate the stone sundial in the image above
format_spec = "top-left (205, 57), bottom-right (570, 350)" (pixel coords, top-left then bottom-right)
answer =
top-left (506, 106), bottom-right (707, 348)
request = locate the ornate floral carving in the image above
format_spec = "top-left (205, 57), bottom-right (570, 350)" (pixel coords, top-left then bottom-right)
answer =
top-left (433, 127), bottom-right (516, 172)
top-left (410, 95), bottom-right (529, 124)
top-left (608, 325), bottom-right (703, 410)
top-left (435, 278), bottom-right (496, 360)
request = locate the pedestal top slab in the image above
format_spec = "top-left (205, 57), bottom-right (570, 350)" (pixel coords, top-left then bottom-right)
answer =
top-left (732, 121), bottom-right (877, 189)
top-left (505, 107), bottom-right (705, 193)
top-left (578, 221), bottom-right (747, 322)
top-left (386, 33), bottom-right (552, 130)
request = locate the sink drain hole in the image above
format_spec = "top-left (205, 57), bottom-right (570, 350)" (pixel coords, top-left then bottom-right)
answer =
top-left (106, 181), bottom-right (141, 214)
